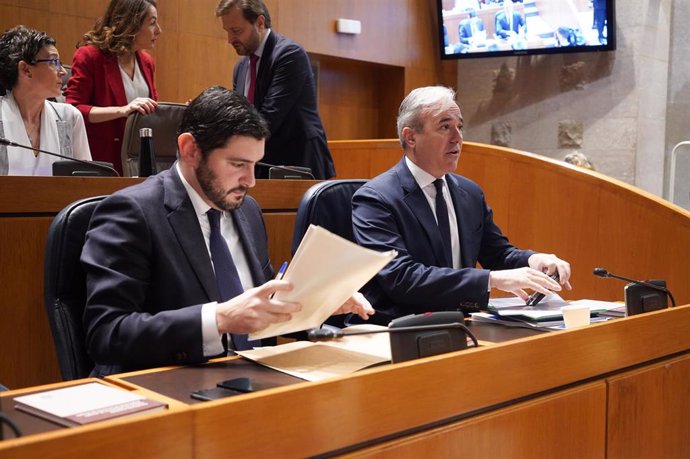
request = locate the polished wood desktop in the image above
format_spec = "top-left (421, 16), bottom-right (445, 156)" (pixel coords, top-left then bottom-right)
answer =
top-left (2, 307), bottom-right (689, 457)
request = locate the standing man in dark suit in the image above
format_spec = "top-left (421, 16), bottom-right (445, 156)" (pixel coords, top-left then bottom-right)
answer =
top-left (352, 86), bottom-right (571, 325)
top-left (215, 0), bottom-right (335, 180)
top-left (82, 87), bottom-right (371, 376)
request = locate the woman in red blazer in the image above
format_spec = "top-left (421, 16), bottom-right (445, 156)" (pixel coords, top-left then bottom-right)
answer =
top-left (65, 0), bottom-right (161, 175)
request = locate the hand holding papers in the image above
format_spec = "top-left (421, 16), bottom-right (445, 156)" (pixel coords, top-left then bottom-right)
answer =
top-left (248, 225), bottom-right (397, 340)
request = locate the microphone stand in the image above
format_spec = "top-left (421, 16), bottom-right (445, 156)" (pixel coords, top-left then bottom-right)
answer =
top-left (308, 322), bottom-right (479, 347)
top-left (0, 137), bottom-right (119, 177)
top-left (593, 268), bottom-right (676, 307)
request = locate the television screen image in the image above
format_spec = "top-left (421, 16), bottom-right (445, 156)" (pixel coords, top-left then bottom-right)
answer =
top-left (437, 0), bottom-right (615, 60)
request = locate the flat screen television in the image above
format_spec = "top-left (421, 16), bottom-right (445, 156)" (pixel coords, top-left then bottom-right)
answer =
top-left (437, 0), bottom-right (615, 60)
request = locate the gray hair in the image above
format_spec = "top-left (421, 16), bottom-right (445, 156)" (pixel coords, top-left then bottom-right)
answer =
top-left (396, 86), bottom-right (457, 148)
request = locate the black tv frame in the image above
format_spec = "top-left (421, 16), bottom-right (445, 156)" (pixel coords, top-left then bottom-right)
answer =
top-left (437, 0), bottom-right (616, 60)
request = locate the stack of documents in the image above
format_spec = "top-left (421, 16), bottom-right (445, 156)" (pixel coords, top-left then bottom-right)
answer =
top-left (472, 295), bottom-right (622, 331)
top-left (249, 225), bottom-right (397, 340)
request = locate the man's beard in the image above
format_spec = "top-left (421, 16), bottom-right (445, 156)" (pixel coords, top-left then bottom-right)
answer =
top-left (196, 160), bottom-right (248, 211)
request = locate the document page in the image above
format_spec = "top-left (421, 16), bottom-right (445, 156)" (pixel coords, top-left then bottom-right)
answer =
top-left (236, 338), bottom-right (390, 382)
top-left (249, 225), bottom-right (397, 340)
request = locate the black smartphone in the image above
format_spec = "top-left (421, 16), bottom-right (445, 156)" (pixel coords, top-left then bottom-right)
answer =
top-left (190, 386), bottom-right (240, 401)
top-left (217, 377), bottom-right (278, 393)
top-left (525, 272), bottom-right (560, 306)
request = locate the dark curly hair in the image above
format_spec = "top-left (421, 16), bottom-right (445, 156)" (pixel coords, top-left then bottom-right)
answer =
top-left (0, 25), bottom-right (56, 92)
top-left (78, 0), bottom-right (157, 56)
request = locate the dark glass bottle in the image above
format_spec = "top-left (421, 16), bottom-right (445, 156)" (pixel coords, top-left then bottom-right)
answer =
top-left (138, 127), bottom-right (157, 177)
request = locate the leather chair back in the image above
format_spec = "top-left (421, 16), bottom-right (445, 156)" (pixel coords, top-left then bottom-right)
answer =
top-left (291, 179), bottom-right (367, 254)
top-left (44, 196), bottom-right (105, 380)
top-left (120, 102), bottom-right (186, 176)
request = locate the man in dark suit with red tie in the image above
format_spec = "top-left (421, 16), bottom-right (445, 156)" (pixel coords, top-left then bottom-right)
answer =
top-left (215, 0), bottom-right (335, 180)
top-left (81, 87), bottom-right (371, 376)
top-left (352, 86), bottom-right (571, 325)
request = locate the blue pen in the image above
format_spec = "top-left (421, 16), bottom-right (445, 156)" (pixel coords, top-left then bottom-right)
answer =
top-left (270, 262), bottom-right (288, 299)
top-left (275, 261), bottom-right (288, 280)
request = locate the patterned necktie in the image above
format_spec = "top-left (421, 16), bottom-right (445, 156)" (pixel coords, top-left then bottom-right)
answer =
top-left (207, 209), bottom-right (252, 350)
top-left (247, 54), bottom-right (259, 104)
top-left (433, 179), bottom-right (453, 267)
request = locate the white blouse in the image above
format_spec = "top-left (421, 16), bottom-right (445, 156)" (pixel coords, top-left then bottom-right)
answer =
top-left (0, 92), bottom-right (92, 176)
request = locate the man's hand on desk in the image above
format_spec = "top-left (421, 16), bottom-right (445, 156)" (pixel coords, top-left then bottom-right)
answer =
top-left (216, 280), bottom-right (302, 334)
top-left (331, 292), bottom-right (375, 320)
top-left (488, 267), bottom-right (563, 301)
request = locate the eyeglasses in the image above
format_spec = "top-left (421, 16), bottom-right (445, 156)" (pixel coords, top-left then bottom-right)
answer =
top-left (33, 58), bottom-right (64, 70)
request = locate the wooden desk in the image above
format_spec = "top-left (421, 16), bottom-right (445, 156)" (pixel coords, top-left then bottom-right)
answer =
top-left (0, 306), bottom-right (676, 457)
top-left (0, 378), bottom-right (192, 459)
top-left (2, 307), bottom-right (689, 457)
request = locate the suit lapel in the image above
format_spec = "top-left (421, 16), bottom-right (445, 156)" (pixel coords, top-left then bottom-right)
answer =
top-left (253, 32), bottom-right (277, 107)
top-left (104, 54), bottom-right (127, 107)
top-left (163, 167), bottom-right (218, 301)
top-left (396, 160), bottom-right (449, 267)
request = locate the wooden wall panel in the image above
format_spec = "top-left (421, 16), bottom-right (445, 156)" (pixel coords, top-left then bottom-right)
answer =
top-left (1, 0), bottom-right (456, 140)
top-left (607, 354), bottom-right (690, 458)
top-left (346, 382), bottom-right (606, 458)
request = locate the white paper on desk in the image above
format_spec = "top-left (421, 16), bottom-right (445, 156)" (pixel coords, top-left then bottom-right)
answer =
top-left (248, 225), bottom-right (397, 340)
top-left (489, 295), bottom-right (622, 320)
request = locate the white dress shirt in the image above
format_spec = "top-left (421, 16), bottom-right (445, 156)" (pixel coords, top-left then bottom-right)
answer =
top-left (175, 164), bottom-right (255, 356)
top-left (405, 156), bottom-right (461, 268)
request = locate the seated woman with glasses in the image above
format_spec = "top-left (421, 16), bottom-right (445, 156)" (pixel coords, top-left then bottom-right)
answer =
top-left (0, 25), bottom-right (92, 176)
top-left (65, 0), bottom-right (162, 176)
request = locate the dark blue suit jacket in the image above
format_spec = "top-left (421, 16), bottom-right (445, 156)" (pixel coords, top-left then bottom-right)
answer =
top-left (233, 32), bottom-right (335, 179)
top-left (495, 11), bottom-right (526, 39)
top-left (458, 17), bottom-right (485, 45)
top-left (81, 166), bottom-right (273, 376)
top-left (352, 159), bottom-right (533, 324)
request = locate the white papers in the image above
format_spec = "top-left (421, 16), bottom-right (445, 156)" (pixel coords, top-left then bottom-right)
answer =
top-left (238, 325), bottom-right (391, 382)
top-left (249, 225), bottom-right (397, 340)
top-left (488, 295), bottom-right (625, 321)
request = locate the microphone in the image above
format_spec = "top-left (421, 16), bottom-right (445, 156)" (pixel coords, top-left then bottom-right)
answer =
top-left (593, 267), bottom-right (676, 307)
top-left (0, 137), bottom-right (119, 177)
top-left (256, 161), bottom-right (314, 179)
top-left (307, 322), bottom-right (475, 343)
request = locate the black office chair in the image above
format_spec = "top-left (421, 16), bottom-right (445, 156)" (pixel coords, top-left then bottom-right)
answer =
top-left (291, 179), bottom-right (368, 254)
top-left (44, 196), bottom-right (106, 380)
top-left (291, 180), bottom-right (368, 330)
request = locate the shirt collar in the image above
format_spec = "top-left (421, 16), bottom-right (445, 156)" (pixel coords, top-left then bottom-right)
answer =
top-left (254, 29), bottom-right (271, 59)
top-left (404, 155), bottom-right (446, 191)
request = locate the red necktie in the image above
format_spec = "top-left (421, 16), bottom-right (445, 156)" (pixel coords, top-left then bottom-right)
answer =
top-left (247, 54), bottom-right (259, 104)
